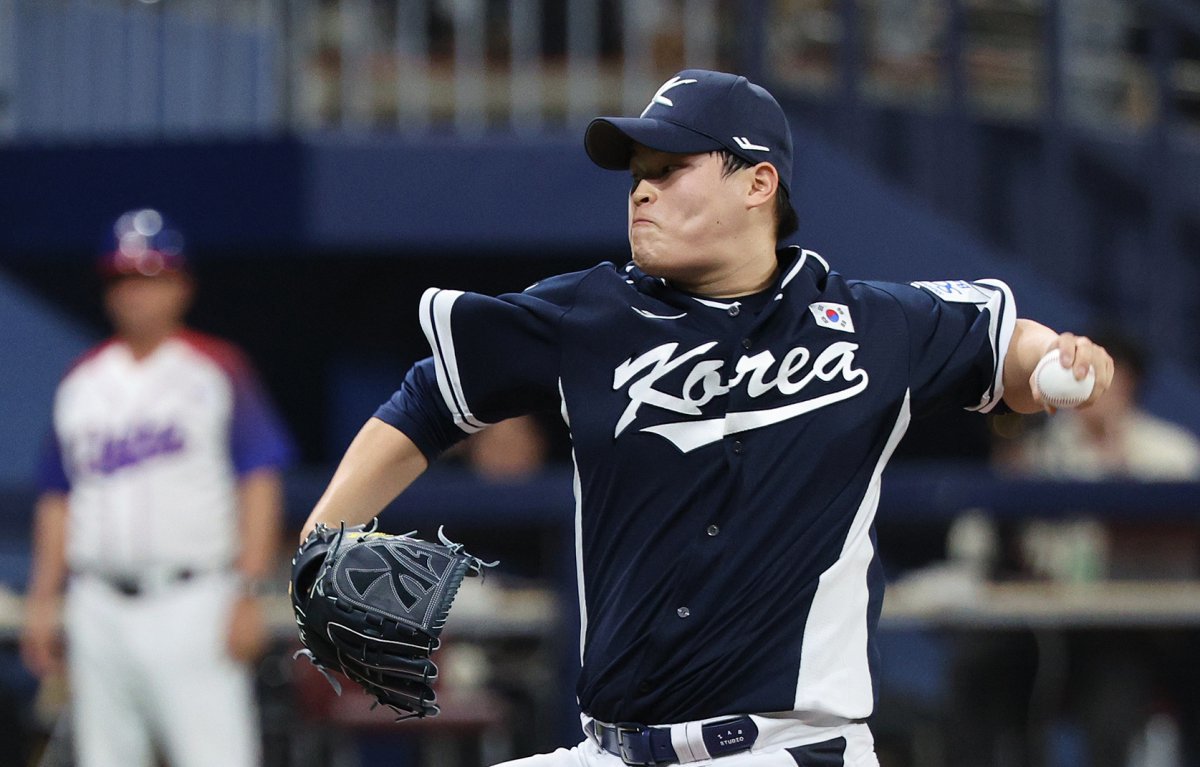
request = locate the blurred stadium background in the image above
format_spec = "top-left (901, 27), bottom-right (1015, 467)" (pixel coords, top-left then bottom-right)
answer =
top-left (1, 1), bottom-right (1199, 766)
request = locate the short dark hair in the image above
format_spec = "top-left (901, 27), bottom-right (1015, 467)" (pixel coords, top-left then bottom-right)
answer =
top-left (718, 151), bottom-right (799, 241)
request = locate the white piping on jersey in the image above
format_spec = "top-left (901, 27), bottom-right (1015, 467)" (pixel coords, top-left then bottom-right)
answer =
top-left (778, 246), bottom-right (808, 288)
top-left (793, 389), bottom-right (912, 718)
top-left (971, 279), bottom-right (1016, 413)
top-left (573, 458), bottom-right (587, 666)
top-left (685, 247), bottom-right (823, 308)
top-left (778, 247), bottom-right (829, 291)
top-left (623, 247), bottom-right (822, 306)
top-left (632, 307), bottom-right (688, 320)
top-left (560, 377), bottom-right (589, 666)
top-left (909, 279), bottom-right (1016, 414)
top-left (691, 296), bottom-right (738, 310)
top-left (804, 249), bottom-right (830, 274)
top-left (419, 288), bottom-right (488, 433)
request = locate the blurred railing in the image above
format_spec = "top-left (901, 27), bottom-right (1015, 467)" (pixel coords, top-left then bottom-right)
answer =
top-left (769, 0), bottom-right (1200, 133)
top-left (0, 0), bottom-right (283, 139)
top-left (2, 1), bottom-right (1198, 364)
top-left (2, 0), bottom-right (1198, 142)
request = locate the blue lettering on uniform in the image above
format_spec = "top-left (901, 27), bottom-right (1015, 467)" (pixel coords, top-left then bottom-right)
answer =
top-left (85, 424), bottom-right (186, 475)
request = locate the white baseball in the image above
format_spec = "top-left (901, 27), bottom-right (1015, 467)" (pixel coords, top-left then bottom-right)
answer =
top-left (1032, 348), bottom-right (1095, 408)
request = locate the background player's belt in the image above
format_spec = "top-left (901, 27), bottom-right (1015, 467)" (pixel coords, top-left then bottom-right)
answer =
top-left (588, 716), bottom-right (758, 765)
top-left (74, 567), bottom-right (197, 597)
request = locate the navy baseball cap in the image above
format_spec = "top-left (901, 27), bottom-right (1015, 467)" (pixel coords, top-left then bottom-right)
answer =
top-left (98, 208), bottom-right (188, 279)
top-left (585, 69), bottom-right (794, 197)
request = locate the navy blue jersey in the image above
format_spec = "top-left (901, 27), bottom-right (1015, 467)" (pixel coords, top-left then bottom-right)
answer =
top-left (376, 247), bottom-right (1015, 725)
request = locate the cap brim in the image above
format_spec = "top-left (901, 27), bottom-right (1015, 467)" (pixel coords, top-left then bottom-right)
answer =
top-left (585, 117), bottom-right (726, 170)
top-left (98, 250), bottom-right (189, 280)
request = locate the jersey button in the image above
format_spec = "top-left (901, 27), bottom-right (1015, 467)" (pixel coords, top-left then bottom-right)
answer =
top-left (707, 525), bottom-right (720, 537)
top-left (676, 606), bottom-right (691, 618)
top-left (732, 440), bottom-right (744, 454)
top-left (728, 304), bottom-right (740, 317)
top-left (741, 338), bottom-right (752, 349)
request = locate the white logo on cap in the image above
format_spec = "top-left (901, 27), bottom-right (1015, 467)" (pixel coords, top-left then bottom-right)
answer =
top-left (733, 136), bottom-right (770, 152)
top-left (641, 76), bottom-right (698, 117)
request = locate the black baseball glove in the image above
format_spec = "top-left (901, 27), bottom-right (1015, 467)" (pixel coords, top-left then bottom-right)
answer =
top-left (290, 520), bottom-right (494, 719)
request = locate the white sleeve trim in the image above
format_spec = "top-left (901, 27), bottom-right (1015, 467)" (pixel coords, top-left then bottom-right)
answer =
top-left (970, 278), bottom-right (1016, 413)
top-left (418, 288), bottom-right (487, 433)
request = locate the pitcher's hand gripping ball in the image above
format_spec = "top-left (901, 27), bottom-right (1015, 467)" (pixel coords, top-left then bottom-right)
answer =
top-left (1032, 348), bottom-right (1096, 409)
top-left (291, 521), bottom-right (494, 719)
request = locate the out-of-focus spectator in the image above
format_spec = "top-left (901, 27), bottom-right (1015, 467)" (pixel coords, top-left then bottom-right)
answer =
top-left (463, 414), bottom-right (550, 481)
top-left (998, 332), bottom-right (1200, 481)
top-left (947, 330), bottom-right (1200, 767)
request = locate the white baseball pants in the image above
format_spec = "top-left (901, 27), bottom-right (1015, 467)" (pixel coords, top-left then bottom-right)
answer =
top-left (64, 572), bottom-right (261, 767)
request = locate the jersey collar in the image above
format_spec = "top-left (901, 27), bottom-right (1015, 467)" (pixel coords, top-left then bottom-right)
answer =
top-left (623, 245), bottom-right (829, 309)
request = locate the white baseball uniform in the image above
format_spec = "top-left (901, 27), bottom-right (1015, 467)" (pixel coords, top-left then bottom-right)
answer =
top-left (38, 330), bottom-right (292, 767)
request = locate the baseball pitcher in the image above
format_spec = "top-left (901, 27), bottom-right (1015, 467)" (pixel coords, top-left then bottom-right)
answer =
top-left (297, 70), bottom-right (1114, 766)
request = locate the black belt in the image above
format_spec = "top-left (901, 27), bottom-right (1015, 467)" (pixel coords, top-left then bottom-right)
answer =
top-left (84, 569), bottom-right (197, 597)
top-left (588, 716), bottom-right (758, 766)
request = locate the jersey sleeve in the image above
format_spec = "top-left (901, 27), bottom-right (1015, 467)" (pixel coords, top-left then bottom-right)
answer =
top-left (211, 348), bottom-right (295, 476)
top-left (373, 358), bottom-right (469, 462)
top-left (35, 430), bottom-right (70, 494)
top-left (374, 271), bottom-right (582, 459)
top-left (415, 275), bottom-right (579, 431)
top-left (884, 278), bottom-right (1016, 417)
top-left (229, 365), bottom-right (295, 475)
top-left (178, 332), bottom-right (296, 475)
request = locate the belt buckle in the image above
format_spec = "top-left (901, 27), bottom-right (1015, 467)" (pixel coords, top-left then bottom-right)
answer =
top-left (615, 723), bottom-right (655, 766)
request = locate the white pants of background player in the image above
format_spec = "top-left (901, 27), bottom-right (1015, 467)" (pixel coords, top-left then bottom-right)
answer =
top-left (65, 572), bottom-right (260, 767)
top-left (494, 717), bottom-right (879, 767)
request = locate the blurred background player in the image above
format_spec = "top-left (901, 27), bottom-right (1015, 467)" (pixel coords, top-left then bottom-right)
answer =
top-left (19, 209), bottom-right (294, 767)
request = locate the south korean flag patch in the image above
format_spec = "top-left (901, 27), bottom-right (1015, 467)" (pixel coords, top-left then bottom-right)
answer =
top-left (809, 302), bottom-right (855, 333)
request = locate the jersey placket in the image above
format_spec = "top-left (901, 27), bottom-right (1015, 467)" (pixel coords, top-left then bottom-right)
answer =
top-left (620, 299), bottom-right (775, 715)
